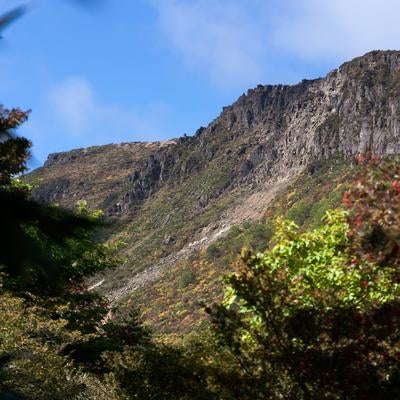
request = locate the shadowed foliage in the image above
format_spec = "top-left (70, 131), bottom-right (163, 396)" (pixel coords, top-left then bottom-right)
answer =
top-left (206, 158), bottom-right (400, 399)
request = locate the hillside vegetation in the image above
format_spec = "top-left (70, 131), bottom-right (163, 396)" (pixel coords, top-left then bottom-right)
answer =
top-left (4, 112), bottom-right (400, 398)
top-left (3, 50), bottom-right (400, 399)
top-left (26, 50), bottom-right (400, 338)
top-left (131, 158), bottom-right (352, 338)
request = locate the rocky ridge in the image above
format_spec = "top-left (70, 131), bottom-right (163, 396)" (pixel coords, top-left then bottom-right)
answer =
top-left (27, 50), bottom-right (400, 314)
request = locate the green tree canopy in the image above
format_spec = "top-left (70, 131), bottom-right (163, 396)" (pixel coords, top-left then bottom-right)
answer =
top-left (207, 158), bottom-right (400, 400)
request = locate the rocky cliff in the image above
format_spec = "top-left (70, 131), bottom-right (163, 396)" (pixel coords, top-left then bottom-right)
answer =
top-left (33, 51), bottom-right (400, 212)
top-left (27, 50), bottom-right (400, 333)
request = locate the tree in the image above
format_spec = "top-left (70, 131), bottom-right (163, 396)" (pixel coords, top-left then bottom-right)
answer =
top-left (207, 157), bottom-right (400, 399)
top-left (0, 107), bottom-right (109, 295)
top-left (0, 286), bottom-right (87, 399)
top-left (106, 341), bottom-right (215, 400)
top-left (0, 105), bottom-right (215, 400)
top-left (0, 106), bottom-right (121, 399)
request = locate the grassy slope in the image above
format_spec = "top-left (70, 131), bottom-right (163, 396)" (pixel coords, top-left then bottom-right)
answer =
top-left (26, 143), bottom-right (355, 341)
top-left (127, 158), bottom-right (355, 342)
top-left (97, 138), bottom-right (249, 294)
top-left (25, 130), bottom-right (255, 298)
top-left (25, 142), bottom-right (165, 211)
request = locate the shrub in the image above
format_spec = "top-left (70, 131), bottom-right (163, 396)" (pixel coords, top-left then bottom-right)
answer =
top-left (286, 199), bottom-right (311, 225)
top-left (206, 158), bottom-right (400, 399)
top-left (243, 222), bottom-right (272, 252)
top-left (178, 270), bottom-right (196, 289)
top-left (206, 244), bottom-right (222, 260)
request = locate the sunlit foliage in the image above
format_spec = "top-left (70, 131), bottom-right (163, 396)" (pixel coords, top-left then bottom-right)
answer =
top-left (207, 157), bottom-right (400, 399)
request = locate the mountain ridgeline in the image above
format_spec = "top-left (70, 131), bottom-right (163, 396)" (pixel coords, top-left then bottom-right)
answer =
top-left (27, 50), bottom-right (400, 334)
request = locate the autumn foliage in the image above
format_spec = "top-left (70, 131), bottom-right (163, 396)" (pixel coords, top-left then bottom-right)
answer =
top-left (1, 103), bottom-right (399, 400)
top-left (207, 156), bottom-right (400, 400)
top-left (345, 156), bottom-right (400, 273)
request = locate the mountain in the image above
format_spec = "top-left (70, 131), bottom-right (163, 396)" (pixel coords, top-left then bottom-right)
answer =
top-left (27, 50), bottom-right (400, 337)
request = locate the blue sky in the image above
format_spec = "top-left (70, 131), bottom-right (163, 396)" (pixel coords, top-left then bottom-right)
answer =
top-left (1, 0), bottom-right (400, 167)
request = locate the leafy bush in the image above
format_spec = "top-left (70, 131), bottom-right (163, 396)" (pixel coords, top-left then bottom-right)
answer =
top-left (206, 243), bottom-right (222, 260)
top-left (243, 222), bottom-right (272, 251)
top-left (178, 269), bottom-right (196, 289)
top-left (286, 199), bottom-right (311, 225)
top-left (106, 342), bottom-right (215, 400)
top-left (206, 157), bottom-right (400, 399)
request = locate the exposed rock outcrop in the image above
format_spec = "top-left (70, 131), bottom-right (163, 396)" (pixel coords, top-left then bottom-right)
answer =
top-left (100, 51), bottom-right (400, 216)
top-left (26, 50), bottom-right (400, 304)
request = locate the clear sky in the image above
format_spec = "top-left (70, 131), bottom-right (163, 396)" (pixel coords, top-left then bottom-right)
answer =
top-left (1, 0), bottom-right (400, 167)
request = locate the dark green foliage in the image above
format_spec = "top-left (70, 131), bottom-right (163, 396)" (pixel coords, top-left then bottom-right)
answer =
top-left (0, 135), bottom-right (30, 184)
top-left (64, 312), bottom-right (150, 372)
top-left (206, 243), bottom-right (222, 260)
top-left (178, 269), bottom-right (196, 289)
top-left (107, 343), bottom-right (215, 400)
top-left (0, 186), bottom-right (103, 296)
top-left (205, 157), bottom-right (400, 400)
top-left (286, 199), bottom-right (311, 225)
top-left (0, 107), bottom-right (115, 297)
top-left (0, 107), bottom-right (121, 398)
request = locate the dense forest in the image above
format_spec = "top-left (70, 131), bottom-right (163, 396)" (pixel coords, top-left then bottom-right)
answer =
top-left (1, 106), bottom-right (399, 399)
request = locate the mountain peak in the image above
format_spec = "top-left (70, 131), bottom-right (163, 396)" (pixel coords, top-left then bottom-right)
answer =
top-left (27, 51), bottom-right (400, 322)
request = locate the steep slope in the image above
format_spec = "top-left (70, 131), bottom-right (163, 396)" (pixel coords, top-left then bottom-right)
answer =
top-left (27, 50), bottom-right (400, 335)
top-left (131, 158), bottom-right (352, 339)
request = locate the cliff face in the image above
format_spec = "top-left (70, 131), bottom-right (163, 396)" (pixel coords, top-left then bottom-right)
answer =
top-left (209, 50), bottom-right (400, 169)
top-left (133, 51), bottom-right (399, 212)
top-left (27, 50), bottom-right (400, 316)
